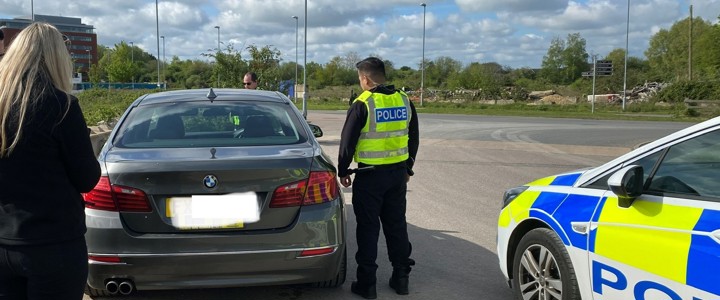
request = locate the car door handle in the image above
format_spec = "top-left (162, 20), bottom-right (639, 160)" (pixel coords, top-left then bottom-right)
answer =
top-left (571, 222), bottom-right (589, 235)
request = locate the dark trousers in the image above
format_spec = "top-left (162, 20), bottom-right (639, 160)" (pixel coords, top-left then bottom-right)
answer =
top-left (0, 238), bottom-right (88, 300)
top-left (352, 167), bottom-right (412, 285)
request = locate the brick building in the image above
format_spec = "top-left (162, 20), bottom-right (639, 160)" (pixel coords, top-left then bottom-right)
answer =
top-left (0, 14), bottom-right (97, 78)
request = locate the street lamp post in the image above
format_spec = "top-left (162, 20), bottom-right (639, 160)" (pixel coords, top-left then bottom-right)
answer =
top-left (160, 36), bottom-right (166, 89)
top-left (155, 0), bottom-right (161, 89)
top-left (214, 25), bottom-right (220, 87)
top-left (622, 0), bottom-right (629, 111)
top-left (86, 49), bottom-right (91, 88)
top-left (293, 16), bottom-right (299, 103)
top-left (302, 0), bottom-right (308, 119)
top-left (420, 3), bottom-right (426, 107)
top-left (130, 41), bottom-right (134, 89)
top-left (31, 0), bottom-right (34, 22)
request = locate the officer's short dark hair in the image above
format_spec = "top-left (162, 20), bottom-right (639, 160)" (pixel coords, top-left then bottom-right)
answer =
top-left (356, 57), bottom-right (386, 81)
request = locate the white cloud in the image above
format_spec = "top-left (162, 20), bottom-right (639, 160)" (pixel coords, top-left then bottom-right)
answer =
top-left (691, 0), bottom-right (720, 23)
top-left (0, 0), bottom-right (708, 69)
top-left (456, 0), bottom-right (568, 13)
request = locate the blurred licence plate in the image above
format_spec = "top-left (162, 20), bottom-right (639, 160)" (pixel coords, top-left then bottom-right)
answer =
top-left (166, 192), bottom-right (259, 230)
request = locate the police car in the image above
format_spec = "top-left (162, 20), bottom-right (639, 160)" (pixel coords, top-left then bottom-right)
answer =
top-left (497, 116), bottom-right (720, 300)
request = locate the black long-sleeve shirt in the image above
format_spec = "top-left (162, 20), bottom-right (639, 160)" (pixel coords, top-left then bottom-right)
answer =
top-left (338, 85), bottom-right (419, 177)
top-left (0, 87), bottom-right (101, 246)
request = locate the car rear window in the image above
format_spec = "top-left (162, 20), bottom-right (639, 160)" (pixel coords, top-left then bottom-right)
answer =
top-left (113, 101), bottom-right (306, 148)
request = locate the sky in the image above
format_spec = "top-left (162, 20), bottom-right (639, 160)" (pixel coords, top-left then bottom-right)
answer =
top-left (1, 0), bottom-right (719, 69)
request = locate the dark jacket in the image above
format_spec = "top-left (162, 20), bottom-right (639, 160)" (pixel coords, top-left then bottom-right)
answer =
top-left (0, 86), bottom-right (101, 246)
top-left (338, 84), bottom-right (419, 177)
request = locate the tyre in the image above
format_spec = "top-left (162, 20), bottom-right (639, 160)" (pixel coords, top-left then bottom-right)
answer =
top-left (311, 248), bottom-right (347, 288)
top-left (511, 228), bottom-right (580, 300)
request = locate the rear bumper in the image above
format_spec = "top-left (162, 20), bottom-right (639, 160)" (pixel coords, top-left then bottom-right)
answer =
top-left (87, 245), bottom-right (345, 290)
top-left (85, 199), bottom-right (346, 290)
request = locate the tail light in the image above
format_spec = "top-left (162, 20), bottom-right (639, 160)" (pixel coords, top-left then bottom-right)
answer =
top-left (270, 171), bottom-right (339, 208)
top-left (88, 255), bottom-right (122, 263)
top-left (83, 176), bottom-right (152, 212)
top-left (298, 246), bottom-right (336, 257)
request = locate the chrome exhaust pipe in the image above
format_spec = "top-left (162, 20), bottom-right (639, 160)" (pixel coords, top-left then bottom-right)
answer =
top-left (118, 280), bottom-right (134, 295)
top-left (105, 280), bottom-right (119, 295)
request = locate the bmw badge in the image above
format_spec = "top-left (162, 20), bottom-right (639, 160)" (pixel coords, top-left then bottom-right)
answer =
top-left (203, 175), bottom-right (218, 189)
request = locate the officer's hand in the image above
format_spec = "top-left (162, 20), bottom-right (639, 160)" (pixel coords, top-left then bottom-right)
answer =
top-left (341, 176), bottom-right (352, 187)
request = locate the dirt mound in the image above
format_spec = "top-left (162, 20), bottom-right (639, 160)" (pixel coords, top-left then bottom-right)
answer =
top-left (535, 94), bottom-right (577, 105)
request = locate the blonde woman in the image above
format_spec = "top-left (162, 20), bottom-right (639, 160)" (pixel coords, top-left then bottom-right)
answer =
top-left (0, 23), bottom-right (100, 300)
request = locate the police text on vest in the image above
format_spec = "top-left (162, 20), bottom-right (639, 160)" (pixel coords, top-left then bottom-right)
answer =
top-left (375, 107), bottom-right (408, 123)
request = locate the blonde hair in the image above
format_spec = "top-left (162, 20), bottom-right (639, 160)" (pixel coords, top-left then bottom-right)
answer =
top-left (0, 23), bottom-right (73, 157)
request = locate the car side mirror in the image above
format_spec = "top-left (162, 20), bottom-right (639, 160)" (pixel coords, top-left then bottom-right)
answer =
top-left (607, 165), bottom-right (644, 208)
top-left (308, 123), bottom-right (323, 138)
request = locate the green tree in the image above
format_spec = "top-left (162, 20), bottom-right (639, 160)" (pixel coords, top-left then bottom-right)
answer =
top-left (305, 61), bottom-right (323, 90)
top-left (105, 42), bottom-right (135, 82)
top-left (450, 62), bottom-right (507, 99)
top-left (342, 51), bottom-right (361, 69)
top-left (392, 66), bottom-right (417, 88)
top-left (88, 63), bottom-right (103, 85)
top-left (594, 49), bottom-right (649, 94)
top-left (247, 45), bottom-right (283, 90)
top-left (165, 57), bottom-right (214, 89)
top-left (509, 68), bottom-right (545, 92)
top-left (540, 33), bottom-right (589, 85)
top-left (426, 56), bottom-right (462, 89)
top-left (277, 61), bottom-right (302, 86)
top-left (204, 43), bottom-right (248, 88)
top-left (562, 33), bottom-right (589, 83)
top-left (88, 45), bottom-right (111, 83)
top-left (695, 20), bottom-right (720, 79)
top-left (645, 17), bottom-right (713, 81)
top-left (127, 43), bottom-right (142, 86)
top-left (541, 36), bottom-right (566, 84)
top-left (316, 56), bottom-right (356, 87)
top-left (383, 59), bottom-right (395, 82)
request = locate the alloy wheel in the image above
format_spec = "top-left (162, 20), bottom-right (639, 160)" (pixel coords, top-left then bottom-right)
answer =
top-left (517, 243), bottom-right (563, 300)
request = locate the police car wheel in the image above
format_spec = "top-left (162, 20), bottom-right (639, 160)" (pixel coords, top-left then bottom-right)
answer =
top-left (512, 228), bottom-right (579, 300)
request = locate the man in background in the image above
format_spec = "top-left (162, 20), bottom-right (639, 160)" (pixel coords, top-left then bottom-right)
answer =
top-left (243, 72), bottom-right (259, 89)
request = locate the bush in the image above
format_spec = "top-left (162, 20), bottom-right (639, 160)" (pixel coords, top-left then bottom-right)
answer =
top-left (653, 81), bottom-right (720, 103)
top-left (684, 108), bottom-right (701, 117)
top-left (77, 88), bottom-right (152, 125)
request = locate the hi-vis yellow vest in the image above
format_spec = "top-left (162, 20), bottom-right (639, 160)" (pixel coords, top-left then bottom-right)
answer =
top-left (353, 89), bottom-right (412, 165)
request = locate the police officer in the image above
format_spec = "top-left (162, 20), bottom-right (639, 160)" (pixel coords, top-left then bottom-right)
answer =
top-left (338, 57), bottom-right (419, 299)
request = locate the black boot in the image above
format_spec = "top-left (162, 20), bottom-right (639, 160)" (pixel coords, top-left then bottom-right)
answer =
top-left (389, 258), bottom-right (414, 295)
top-left (389, 267), bottom-right (411, 295)
top-left (351, 281), bottom-right (377, 299)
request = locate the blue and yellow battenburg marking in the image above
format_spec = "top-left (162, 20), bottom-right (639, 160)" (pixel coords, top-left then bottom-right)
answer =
top-left (593, 196), bottom-right (720, 296)
top-left (499, 171), bottom-right (720, 297)
top-left (526, 172), bottom-right (582, 187)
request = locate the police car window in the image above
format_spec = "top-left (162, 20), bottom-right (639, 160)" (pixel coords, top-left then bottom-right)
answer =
top-left (584, 151), bottom-right (663, 190)
top-left (647, 130), bottom-right (720, 199)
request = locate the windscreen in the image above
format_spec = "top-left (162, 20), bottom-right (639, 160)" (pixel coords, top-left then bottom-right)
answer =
top-left (113, 101), bottom-right (306, 148)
